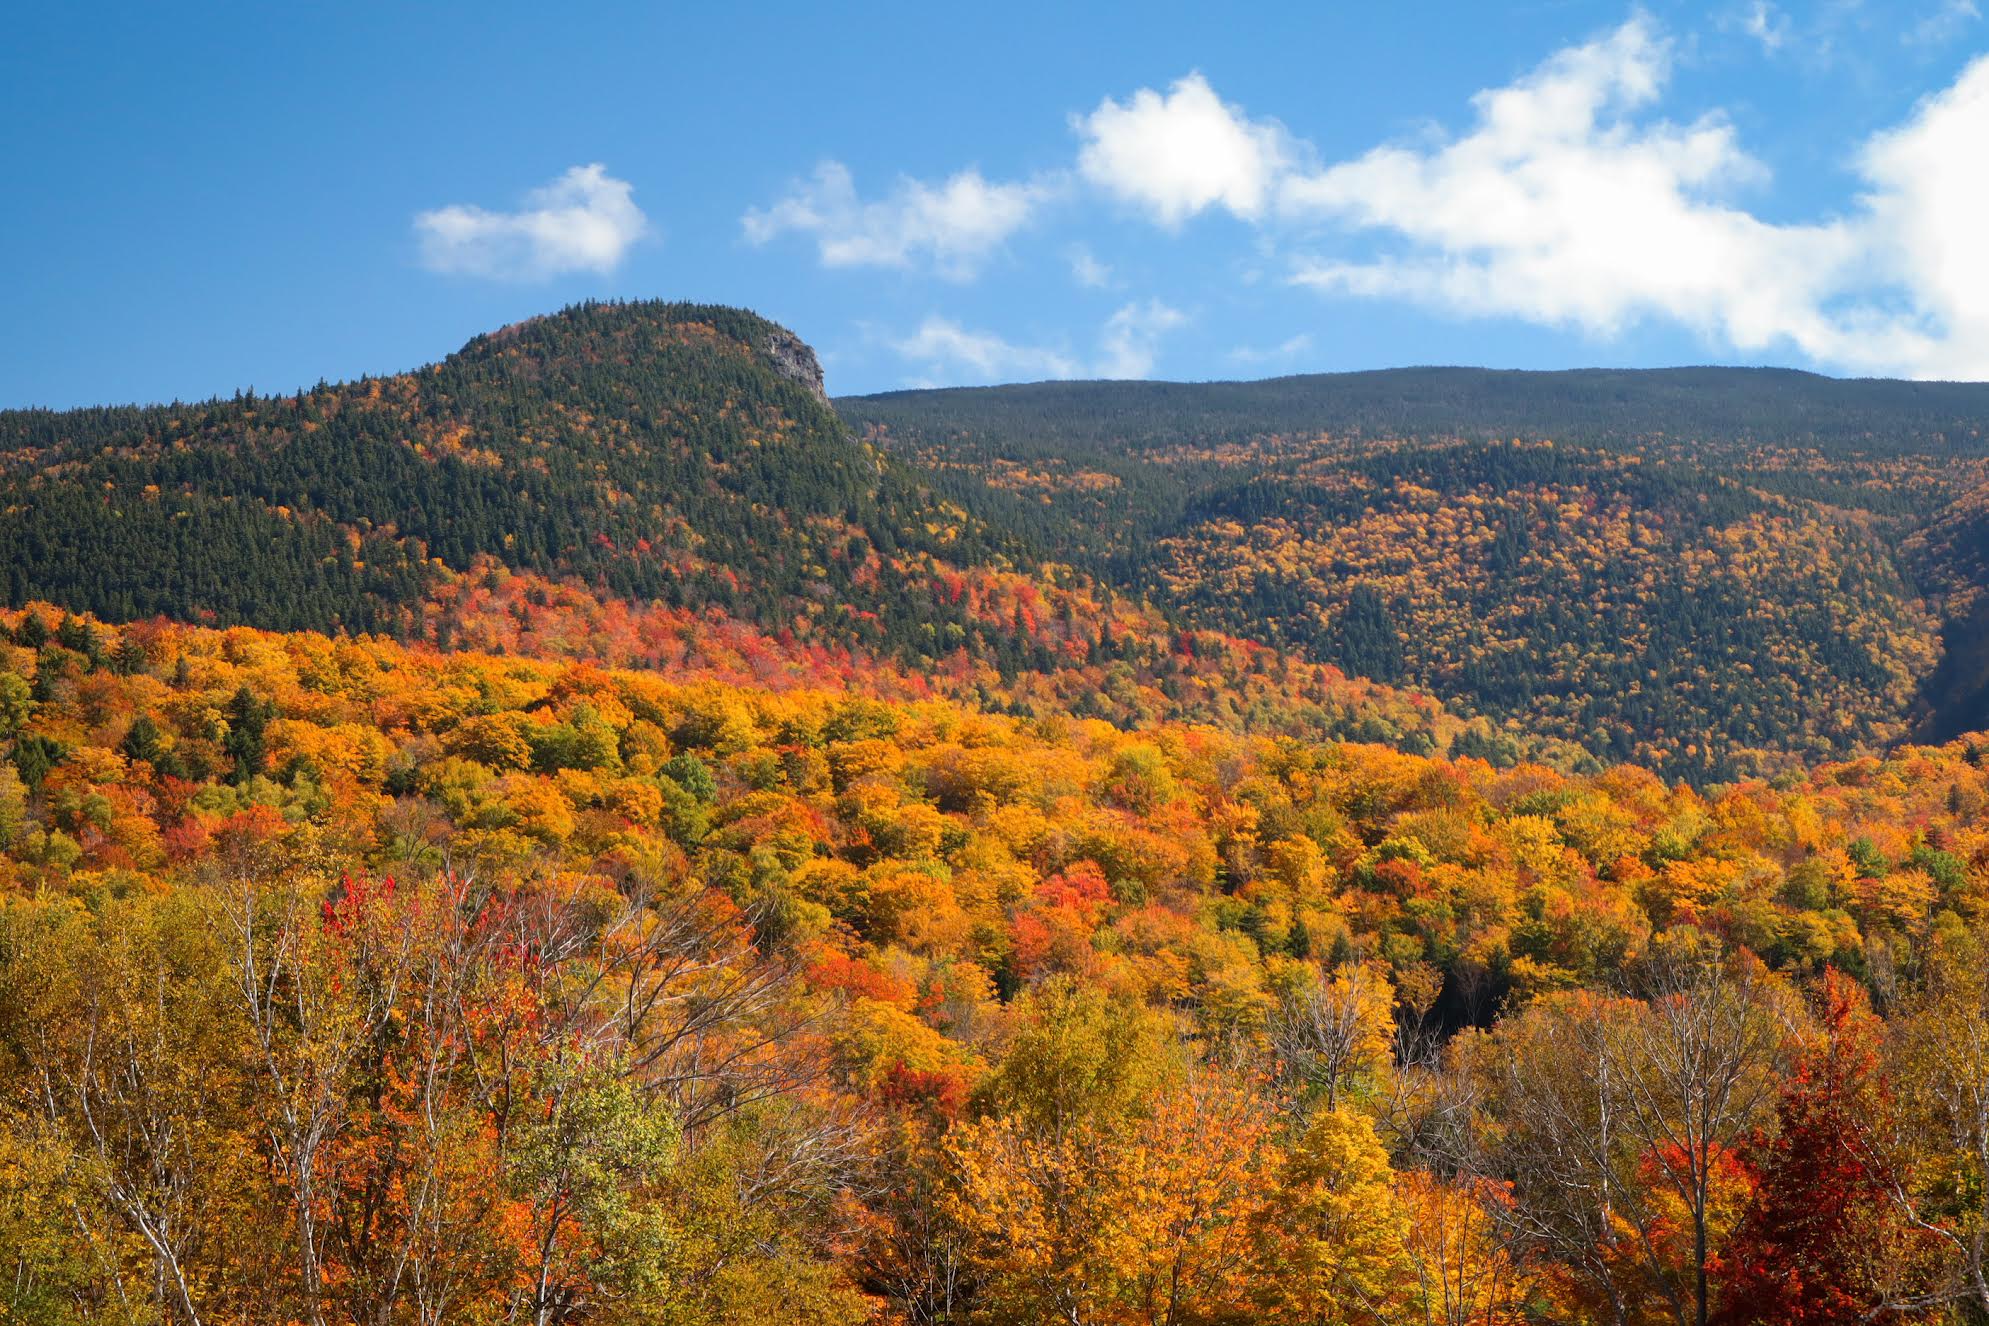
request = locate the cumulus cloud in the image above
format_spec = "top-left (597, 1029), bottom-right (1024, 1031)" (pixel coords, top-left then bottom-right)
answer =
top-left (891, 299), bottom-right (1188, 384)
top-left (1855, 54), bottom-right (1989, 376)
top-left (743, 161), bottom-right (1043, 279)
top-left (415, 164), bottom-right (647, 280)
top-left (748, 20), bottom-right (1989, 379)
top-left (1277, 18), bottom-right (1989, 379)
top-left (1074, 73), bottom-right (1295, 225)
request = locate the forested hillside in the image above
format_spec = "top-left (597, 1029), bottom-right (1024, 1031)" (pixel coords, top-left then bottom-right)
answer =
top-left (7, 606), bottom-right (1989, 1323)
top-left (844, 367), bottom-right (1989, 781)
top-left (0, 303), bottom-right (1488, 760)
top-left (0, 302), bottom-right (967, 632)
top-left (843, 365), bottom-right (1989, 452)
top-left (11, 305), bottom-right (1989, 1324)
top-left (9, 301), bottom-right (1989, 781)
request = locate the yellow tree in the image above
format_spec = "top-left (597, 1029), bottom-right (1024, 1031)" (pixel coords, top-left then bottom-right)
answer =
top-left (943, 1070), bottom-right (1269, 1326)
top-left (941, 979), bottom-right (1272, 1325)
top-left (1397, 1171), bottom-right (1534, 1326)
top-left (1107, 1071), bottom-right (1271, 1325)
top-left (944, 1113), bottom-right (1145, 1325)
top-left (1251, 1106), bottom-right (1417, 1326)
top-left (1889, 922), bottom-right (1989, 1319)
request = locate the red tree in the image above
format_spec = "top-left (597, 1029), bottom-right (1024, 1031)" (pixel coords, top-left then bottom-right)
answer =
top-left (1713, 969), bottom-right (1913, 1324)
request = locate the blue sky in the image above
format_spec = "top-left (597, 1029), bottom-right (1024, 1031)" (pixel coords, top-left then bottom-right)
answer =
top-left (3, 0), bottom-right (1986, 409)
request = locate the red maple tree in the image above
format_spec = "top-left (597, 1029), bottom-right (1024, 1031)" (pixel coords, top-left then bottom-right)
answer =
top-left (1713, 969), bottom-right (1917, 1324)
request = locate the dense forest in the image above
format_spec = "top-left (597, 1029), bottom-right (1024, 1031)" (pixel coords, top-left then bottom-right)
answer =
top-left (0, 303), bottom-right (978, 634)
top-left (0, 304), bottom-right (1520, 769)
top-left (842, 365), bottom-right (1989, 454)
top-left (10, 302), bottom-right (1989, 1324)
top-left (7, 606), bottom-right (1989, 1324)
top-left (844, 365), bottom-right (1989, 779)
top-left (7, 301), bottom-right (1989, 783)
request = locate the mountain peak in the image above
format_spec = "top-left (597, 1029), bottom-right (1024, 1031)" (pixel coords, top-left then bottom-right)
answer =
top-left (454, 299), bottom-right (831, 405)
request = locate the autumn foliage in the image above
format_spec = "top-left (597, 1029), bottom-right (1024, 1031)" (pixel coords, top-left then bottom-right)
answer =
top-left (5, 602), bottom-right (1989, 1323)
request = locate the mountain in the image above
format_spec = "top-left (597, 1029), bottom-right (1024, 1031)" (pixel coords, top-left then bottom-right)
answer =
top-left (0, 301), bottom-right (968, 633)
top-left (0, 301), bottom-right (1461, 754)
top-left (5, 301), bottom-right (1989, 781)
top-left (841, 367), bottom-right (1989, 781)
top-left (840, 365), bottom-right (1989, 453)
top-left (15, 308), bottom-right (1989, 1325)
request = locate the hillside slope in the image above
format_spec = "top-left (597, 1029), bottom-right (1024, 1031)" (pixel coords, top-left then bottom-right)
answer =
top-left (6, 306), bottom-right (1988, 780)
top-left (0, 302), bottom-right (968, 632)
top-left (843, 365), bottom-right (1989, 453)
top-left (0, 302), bottom-right (1467, 756)
top-left (843, 368), bottom-right (1989, 780)
top-left (6, 603), bottom-right (1989, 1322)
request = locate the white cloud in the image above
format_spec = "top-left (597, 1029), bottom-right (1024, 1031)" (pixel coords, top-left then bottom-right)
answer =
top-left (1854, 54), bottom-right (1989, 376)
top-left (1276, 18), bottom-right (1989, 379)
top-left (1068, 244), bottom-right (1113, 288)
top-left (1074, 73), bottom-right (1295, 225)
top-left (415, 164), bottom-right (647, 280)
top-left (1098, 299), bottom-right (1189, 378)
top-left (890, 299), bottom-right (1189, 384)
top-left (891, 317), bottom-right (1080, 382)
top-left (749, 22), bottom-right (1989, 380)
top-left (743, 161), bottom-right (1043, 280)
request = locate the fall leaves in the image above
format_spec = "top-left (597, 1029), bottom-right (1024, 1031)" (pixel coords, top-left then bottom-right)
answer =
top-left (934, 983), bottom-right (1517, 1326)
top-left (7, 602), bottom-right (1989, 1322)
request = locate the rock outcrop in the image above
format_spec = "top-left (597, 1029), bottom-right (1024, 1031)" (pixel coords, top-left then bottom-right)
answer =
top-left (765, 327), bottom-right (828, 405)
